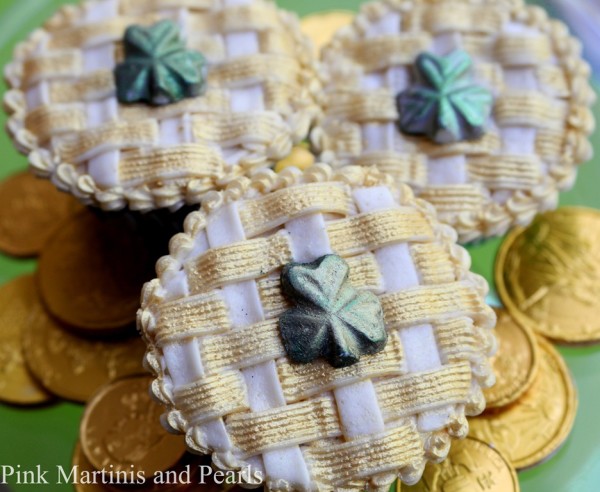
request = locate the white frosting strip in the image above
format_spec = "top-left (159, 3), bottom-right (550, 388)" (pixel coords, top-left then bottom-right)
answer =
top-left (503, 68), bottom-right (538, 90)
top-left (333, 381), bottom-right (385, 439)
top-left (85, 0), bottom-right (118, 22)
top-left (365, 12), bottom-right (401, 38)
top-left (285, 214), bottom-right (332, 262)
top-left (362, 123), bottom-right (396, 152)
top-left (226, 31), bottom-right (261, 58)
top-left (427, 155), bottom-right (468, 186)
top-left (501, 127), bottom-right (537, 154)
top-left (86, 98), bottom-right (120, 187)
top-left (159, 218), bottom-right (231, 451)
top-left (353, 187), bottom-right (453, 432)
top-left (84, 44), bottom-right (115, 71)
top-left (206, 202), bottom-right (311, 489)
top-left (286, 193), bottom-right (386, 440)
top-left (25, 83), bottom-right (48, 111)
top-left (432, 33), bottom-right (463, 56)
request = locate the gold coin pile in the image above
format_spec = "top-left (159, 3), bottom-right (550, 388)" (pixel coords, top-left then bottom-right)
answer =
top-left (404, 207), bottom-right (595, 490)
top-left (0, 171), bottom-right (241, 490)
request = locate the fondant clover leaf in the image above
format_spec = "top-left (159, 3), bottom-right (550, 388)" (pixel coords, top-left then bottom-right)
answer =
top-left (279, 255), bottom-right (387, 368)
top-left (396, 50), bottom-right (493, 144)
top-left (115, 20), bottom-right (206, 106)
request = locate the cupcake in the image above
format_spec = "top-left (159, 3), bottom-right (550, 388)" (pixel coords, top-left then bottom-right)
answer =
top-left (313, 0), bottom-right (595, 242)
top-left (138, 164), bottom-right (496, 491)
top-left (4, 0), bottom-right (320, 211)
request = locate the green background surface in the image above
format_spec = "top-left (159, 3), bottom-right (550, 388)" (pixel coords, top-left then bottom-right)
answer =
top-left (0, 1), bottom-right (598, 491)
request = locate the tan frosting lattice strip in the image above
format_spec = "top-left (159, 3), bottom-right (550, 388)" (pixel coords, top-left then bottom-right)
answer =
top-left (119, 145), bottom-right (225, 185)
top-left (173, 370), bottom-right (249, 423)
top-left (186, 233), bottom-right (293, 295)
top-left (413, 132), bottom-right (502, 158)
top-left (467, 154), bottom-right (542, 190)
top-left (55, 120), bottom-right (159, 163)
top-left (119, 91), bottom-right (231, 121)
top-left (381, 283), bottom-right (488, 329)
top-left (421, 3), bottom-right (507, 32)
top-left (326, 90), bottom-right (398, 123)
top-left (434, 317), bottom-right (487, 366)
top-left (48, 14), bottom-right (162, 50)
top-left (155, 293), bottom-right (231, 346)
top-left (118, 0), bottom-right (213, 15)
top-left (495, 35), bottom-right (553, 65)
top-left (349, 34), bottom-right (432, 72)
top-left (201, 320), bottom-right (284, 373)
top-left (494, 92), bottom-right (567, 129)
top-left (409, 243), bottom-right (457, 285)
top-left (417, 186), bottom-right (486, 215)
top-left (207, 54), bottom-right (301, 87)
top-left (227, 396), bottom-right (342, 456)
top-left (48, 71), bottom-right (116, 103)
top-left (25, 105), bottom-right (86, 143)
top-left (191, 112), bottom-right (290, 145)
top-left (22, 51), bottom-right (82, 86)
top-left (327, 209), bottom-right (434, 255)
top-left (305, 425), bottom-right (423, 487)
top-left (189, 2), bottom-right (281, 34)
top-left (354, 152), bottom-right (428, 186)
top-left (376, 361), bottom-right (473, 419)
top-left (240, 182), bottom-right (354, 239)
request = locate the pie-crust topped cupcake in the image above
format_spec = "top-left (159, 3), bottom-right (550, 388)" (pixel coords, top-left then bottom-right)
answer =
top-left (138, 164), bottom-right (496, 491)
top-left (4, 0), bottom-right (320, 211)
top-left (313, 0), bottom-right (595, 242)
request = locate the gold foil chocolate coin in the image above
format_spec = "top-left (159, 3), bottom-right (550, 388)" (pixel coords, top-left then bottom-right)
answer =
top-left (404, 437), bottom-right (519, 492)
top-left (300, 11), bottom-right (354, 55)
top-left (470, 336), bottom-right (577, 470)
top-left (81, 377), bottom-right (187, 480)
top-left (484, 308), bottom-right (539, 409)
top-left (73, 443), bottom-right (199, 492)
top-left (39, 209), bottom-right (155, 332)
top-left (72, 442), bottom-right (114, 492)
top-left (21, 290), bottom-right (147, 403)
top-left (496, 207), bottom-right (600, 344)
top-left (0, 276), bottom-right (52, 405)
top-left (0, 172), bottom-right (80, 257)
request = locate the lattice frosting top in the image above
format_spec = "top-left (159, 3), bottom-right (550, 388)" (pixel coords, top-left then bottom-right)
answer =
top-left (138, 164), bottom-right (496, 491)
top-left (313, 0), bottom-right (596, 243)
top-left (4, 0), bottom-right (320, 211)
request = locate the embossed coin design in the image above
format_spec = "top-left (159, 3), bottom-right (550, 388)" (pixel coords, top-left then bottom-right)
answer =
top-left (497, 207), bottom-right (600, 344)
top-left (21, 287), bottom-right (146, 403)
top-left (0, 172), bottom-right (81, 257)
top-left (0, 276), bottom-right (52, 405)
top-left (73, 443), bottom-right (199, 492)
top-left (470, 336), bottom-right (577, 470)
top-left (404, 437), bottom-right (519, 492)
top-left (300, 11), bottom-right (354, 55)
top-left (39, 209), bottom-right (155, 332)
top-left (484, 308), bottom-right (539, 409)
top-left (81, 377), bottom-right (187, 479)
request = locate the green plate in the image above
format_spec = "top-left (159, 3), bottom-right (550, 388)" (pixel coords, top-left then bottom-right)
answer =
top-left (0, 1), bottom-right (598, 491)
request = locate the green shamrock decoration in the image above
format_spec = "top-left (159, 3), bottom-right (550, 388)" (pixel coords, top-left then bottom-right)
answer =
top-left (396, 50), bottom-right (493, 144)
top-left (279, 254), bottom-right (387, 368)
top-left (114, 20), bottom-right (206, 106)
